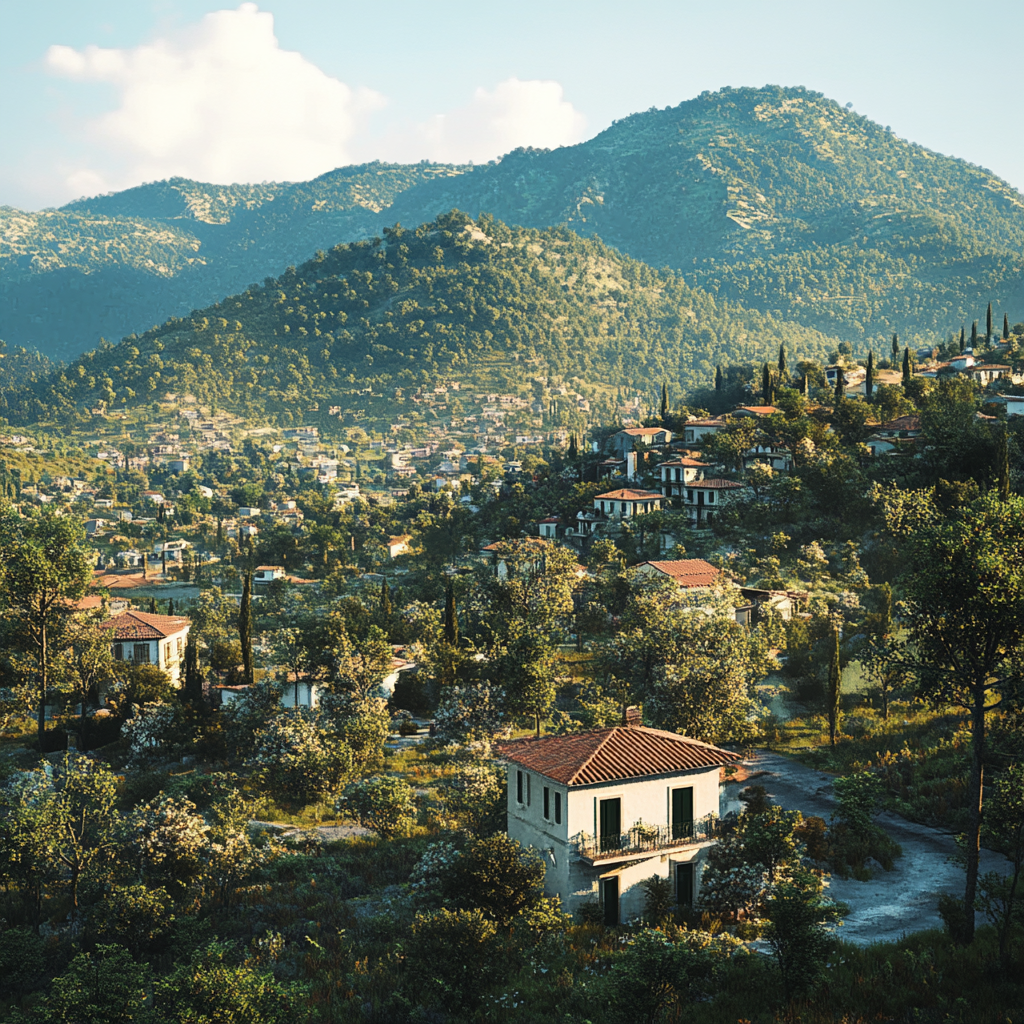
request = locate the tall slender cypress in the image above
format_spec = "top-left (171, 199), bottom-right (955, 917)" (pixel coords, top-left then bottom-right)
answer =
top-left (986, 302), bottom-right (993, 343)
top-left (660, 382), bottom-right (668, 420)
top-left (865, 350), bottom-right (875, 400)
top-left (444, 579), bottom-right (459, 647)
top-left (1004, 313), bottom-right (1011, 342)
top-left (715, 365), bottom-right (723, 392)
top-left (971, 321), bottom-right (978, 348)
top-left (827, 626), bottom-right (842, 748)
top-left (380, 576), bottom-right (392, 620)
top-left (183, 633), bottom-right (203, 704)
top-left (959, 326), bottom-right (966, 353)
top-left (778, 343), bottom-right (788, 378)
top-left (891, 333), bottom-right (899, 363)
top-left (902, 346), bottom-right (912, 387)
top-left (238, 567), bottom-right (253, 687)
top-left (761, 363), bottom-right (772, 404)
top-left (834, 367), bottom-right (845, 405)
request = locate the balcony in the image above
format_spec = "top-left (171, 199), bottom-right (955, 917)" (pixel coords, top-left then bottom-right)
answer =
top-left (572, 815), bottom-right (721, 865)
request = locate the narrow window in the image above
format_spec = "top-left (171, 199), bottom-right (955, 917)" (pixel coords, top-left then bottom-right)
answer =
top-left (527, 774), bottom-right (531, 806)
top-left (113, 643), bottom-right (123, 661)
top-left (686, 489), bottom-right (693, 502)
top-left (544, 787), bottom-right (550, 820)
top-left (708, 491), bottom-right (715, 504)
top-left (517, 770), bottom-right (524, 804)
top-left (133, 643), bottom-right (150, 664)
top-left (554, 792), bottom-right (562, 824)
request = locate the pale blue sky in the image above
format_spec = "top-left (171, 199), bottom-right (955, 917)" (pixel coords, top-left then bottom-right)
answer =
top-left (1, 0), bottom-right (1022, 209)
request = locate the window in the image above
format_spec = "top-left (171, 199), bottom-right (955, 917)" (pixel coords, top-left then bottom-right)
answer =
top-left (113, 643), bottom-right (123, 661)
top-left (543, 787), bottom-right (550, 820)
top-left (708, 491), bottom-right (715, 504)
top-left (164, 642), bottom-right (171, 663)
top-left (133, 643), bottom-right (150, 664)
top-left (517, 770), bottom-right (524, 804)
top-left (527, 774), bottom-right (531, 806)
top-left (686, 489), bottom-right (693, 502)
top-left (177, 638), bottom-right (183, 658)
top-left (621, 502), bottom-right (627, 514)
top-left (554, 792), bottom-right (562, 824)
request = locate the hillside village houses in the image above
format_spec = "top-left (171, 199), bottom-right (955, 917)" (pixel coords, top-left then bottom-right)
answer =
top-left (501, 720), bottom-right (742, 924)
top-left (101, 610), bottom-right (191, 686)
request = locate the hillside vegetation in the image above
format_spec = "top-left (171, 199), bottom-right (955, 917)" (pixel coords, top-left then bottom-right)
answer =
top-left (7, 213), bottom-right (836, 426)
top-left (3, 86), bottom-right (1023, 361)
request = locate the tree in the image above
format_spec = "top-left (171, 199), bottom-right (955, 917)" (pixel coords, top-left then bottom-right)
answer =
top-left (379, 576), bottom-right (392, 622)
top-left (339, 775), bottom-right (416, 838)
top-left (715, 365), bottom-right (723, 392)
top-left (237, 565), bottom-right (254, 687)
top-left (971, 320), bottom-right (978, 348)
top-left (761, 362), bottom-right (773, 405)
top-left (0, 505), bottom-right (93, 744)
top-left (248, 714), bottom-right (353, 803)
top-left (827, 625), bottom-right (841, 747)
top-left (660, 381), bottom-right (669, 420)
top-left (833, 368), bottom-right (845, 405)
top-left (901, 346), bottom-right (911, 387)
top-left (891, 333), bottom-right (899, 363)
top-left (960, 325), bottom-right (966, 353)
top-left (865, 350), bottom-right (874, 399)
top-left (997, 425), bottom-right (1011, 501)
top-left (778, 343), bottom-right (787, 379)
top-left (978, 764), bottom-right (1024, 966)
top-left (40, 944), bottom-right (151, 1024)
top-left (56, 610), bottom-right (118, 750)
top-left (896, 492), bottom-right (1024, 943)
top-left (1005, 312), bottom-right (1011, 341)
top-left (444, 578), bottom-right (459, 647)
top-left (987, 301), bottom-right (993, 343)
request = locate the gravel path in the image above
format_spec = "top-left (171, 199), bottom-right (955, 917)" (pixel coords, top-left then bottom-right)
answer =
top-left (737, 751), bottom-right (1012, 945)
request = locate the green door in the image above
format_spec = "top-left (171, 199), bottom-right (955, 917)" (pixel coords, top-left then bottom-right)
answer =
top-left (671, 787), bottom-right (694, 839)
top-left (676, 863), bottom-right (694, 906)
top-left (599, 798), bottom-right (621, 852)
top-left (602, 876), bottom-right (620, 926)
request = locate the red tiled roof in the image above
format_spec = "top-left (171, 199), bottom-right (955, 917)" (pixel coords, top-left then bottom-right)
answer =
top-left (971, 364), bottom-right (1011, 371)
top-left (660, 458), bottom-right (709, 468)
top-left (256, 564), bottom-right (284, 571)
top-left (595, 489), bottom-right (664, 501)
top-left (690, 478), bottom-right (744, 490)
top-left (498, 725), bottom-right (741, 786)
top-left (636, 559), bottom-right (720, 587)
top-left (619, 427), bottom-right (668, 436)
top-left (875, 415), bottom-right (921, 432)
top-left (685, 419), bottom-right (725, 427)
top-left (100, 610), bottom-right (190, 640)
top-left (735, 406), bottom-right (779, 416)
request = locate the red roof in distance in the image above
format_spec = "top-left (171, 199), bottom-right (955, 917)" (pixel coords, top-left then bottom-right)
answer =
top-left (595, 489), bottom-right (664, 501)
top-left (499, 725), bottom-right (741, 786)
top-left (100, 611), bottom-right (190, 640)
top-left (635, 559), bottom-right (720, 587)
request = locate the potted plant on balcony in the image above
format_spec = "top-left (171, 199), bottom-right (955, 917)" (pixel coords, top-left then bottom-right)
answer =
top-left (630, 820), bottom-right (660, 846)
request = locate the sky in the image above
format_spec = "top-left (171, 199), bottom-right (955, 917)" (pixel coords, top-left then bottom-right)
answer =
top-left (1, 0), bottom-right (1022, 210)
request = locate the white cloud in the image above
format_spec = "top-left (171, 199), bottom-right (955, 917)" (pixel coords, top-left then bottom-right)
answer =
top-left (45, 3), bottom-right (385, 189)
top-left (396, 78), bottom-right (587, 164)
top-left (42, 5), bottom-right (587, 196)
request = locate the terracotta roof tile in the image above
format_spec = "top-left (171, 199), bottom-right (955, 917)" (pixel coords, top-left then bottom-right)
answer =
top-left (100, 610), bottom-right (190, 640)
top-left (595, 489), bottom-right (664, 501)
top-left (690, 478), bottom-right (745, 490)
top-left (636, 559), bottom-right (720, 587)
top-left (499, 726), bottom-right (740, 786)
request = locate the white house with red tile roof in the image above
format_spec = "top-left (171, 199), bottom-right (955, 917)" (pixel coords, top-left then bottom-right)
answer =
top-left (101, 611), bottom-right (190, 685)
top-left (254, 565), bottom-right (286, 583)
top-left (682, 419), bottom-right (726, 444)
top-left (733, 405), bottom-right (780, 418)
top-left (593, 489), bottom-right (664, 520)
top-left (680, 478), bottom-right (746, 524)
top-left (607, 427), bottom-right (673, 454)
top-left (659, 457), bottom-right (709, 497)
top-left (633, 559), bottom-right (721, 589)
top-left (500, 724), bottom-right (740, 924)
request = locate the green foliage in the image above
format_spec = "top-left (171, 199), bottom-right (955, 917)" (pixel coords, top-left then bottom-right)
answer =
top-left (338, 775), bottom-right (416, 839)
top-left (38, 944), bottom-right (151, 1024)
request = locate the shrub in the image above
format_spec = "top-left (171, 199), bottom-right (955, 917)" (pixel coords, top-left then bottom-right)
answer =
top-left (337, 776), bottom-right (416, 839)
top-left (639, 874), bottom-right (675, 922)
top-left (248, 713), bottom-right (353, 804)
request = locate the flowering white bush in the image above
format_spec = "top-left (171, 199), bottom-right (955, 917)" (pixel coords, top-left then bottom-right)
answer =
top-left (247, 712), bottom-right (353, 803)
top-left (337, 775), bottom-right (416, 839)
top-left (131, 794), bottom-right (210, 879)
top-left (434, 759), bottom-right (505, 832)
top-left (434, 684), bottom-right (510, 744)
top-left (122, 703), bottom-right (178, 766)
top-left (409, 840), bottom-right (463, 895)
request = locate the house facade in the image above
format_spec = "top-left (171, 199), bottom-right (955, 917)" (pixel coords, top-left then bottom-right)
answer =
top-left (682, 419), bottom-right (725, 445)
top-left (101, 611), bottom-right (191, 686)
top-left (501, 725), bottom-right (741, 924)
top-left (680, 479), bottom-right (745, 524)
top-left (607, 427), bottom-right (673, 454)
top-left (593, 489), bottom-right (664, 520)
top-left (659, 458), bottom-right (709, 497)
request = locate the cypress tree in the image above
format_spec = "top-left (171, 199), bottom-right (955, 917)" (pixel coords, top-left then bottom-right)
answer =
top-left (986, 302), bottom-right (993, 343)
top-left (902, 346), bottom-right (912, 387)
top-left (959, 326), bottom-right (966, 353)
top-left (183, 633), bottom-right (203, 704)
top-left (865, 350), bottom-right (875, 399)
top-left (778, 343), bottom-right (787, 378)
top-left (660, 382), bottom-right (668, 420)
top-left (715, 365), bottom-right (723, 392)
top-left (761, 363), bottom-right (772, 404)
top-left (834, 367), bottom-right (845, 405)
top-left (998, 426), bottom-right (1010, 502)
top-left (238, 566), bottom-right (254, 687)
top-left (891, 333), bottom-right (899, 363)
top-left (149, 597), bottom-right (157, 614)
top-left (380, 576), bottom-right (392, 620)
top-left (827, 626), bottom-right (842, 748)
top-left (1004, 313), bottom-right (1011, 341)
top-left (971, 321), bottom-right (978, 348)
top-left (216, 518), bottom-right (224, 546)
top-left (168, 599), bottom-right (175, 615)
top-left (567, 433), bottom-right (578, 459)
top-left (443, 579), bottom-right (459, 647)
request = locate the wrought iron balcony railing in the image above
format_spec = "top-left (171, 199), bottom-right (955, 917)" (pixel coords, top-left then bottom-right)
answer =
top-left (572, 815), bottom-right (720, 863)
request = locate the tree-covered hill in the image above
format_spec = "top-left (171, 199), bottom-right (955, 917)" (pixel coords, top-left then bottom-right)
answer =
top-left (0, 163), bottom-right (466, 361)
top-left (7, 213), bottom-right (836, 427)
top-left (5, 85), bottom-right (1022, 361)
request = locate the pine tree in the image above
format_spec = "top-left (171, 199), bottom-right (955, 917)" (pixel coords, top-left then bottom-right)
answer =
top-left (971, 321), bottom-right (978, 348)
top-left (715, 365), bottom-right (723, 392)
top-left (865, 350), bottom-right (874, 400)
top-left (238, 566), bottom-right (254, 687)
top-left (998, 426), bottom-right (1010, 502)
top-left (444, 579), bottom-right (459, 647)
top-left (827, 626), bottom-right (842, 748)
top-left (959, 326), bottom-right (966, 353)
top-left (380, 576), bottom-right (392, 620)
top-left (891, 333), bottom-right (899, 363)
top-left (778, 343), bottom-right (787, 378)
top-left (986, 302), bottom-right (993, 343)
top-left (902, 346), bottom-right (912, 387)
top-left (660, 382), bottom-right (668, 420)
top-left (1004, 313), bottom-right (1011, 341)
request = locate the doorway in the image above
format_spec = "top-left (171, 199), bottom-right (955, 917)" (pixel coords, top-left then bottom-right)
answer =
top-left (676, 863), bottom-right (694, 907)
top-left (602, 876), bottom-right (619, 926)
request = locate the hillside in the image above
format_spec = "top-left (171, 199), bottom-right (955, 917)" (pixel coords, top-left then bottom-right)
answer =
top-left (4, 85), bottom-right (1023, 361)
top-left (0, 163), bottom-right (466, 361)
top-left (8, 213), bottom-right (836, 427)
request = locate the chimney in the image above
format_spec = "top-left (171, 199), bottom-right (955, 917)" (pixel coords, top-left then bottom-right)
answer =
top-left (625, 450), bottom-right (637, 481)
top-left (624, 706), bottom-right (642, 727)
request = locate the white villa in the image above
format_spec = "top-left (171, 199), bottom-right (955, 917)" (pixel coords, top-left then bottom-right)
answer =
top-left (593, 488), bottom-right (664, 520)
top-left (501, 723), bottom-right (741, 925)
top-left (101, 611), bottom-right (191, 686)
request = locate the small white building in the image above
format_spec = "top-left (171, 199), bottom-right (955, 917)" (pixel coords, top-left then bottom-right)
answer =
top-left (254, 565), bottom-right (286, 583)
top-left (593, 488), bottom-right (664, 520)
top-left (102, 611), bottom-right (191, 686)
top-left (682, 419), bottom-right (726, 445)
top-left (500, 724), bottom-right (741, 924)
top-left (680, 479), bottom-right (745, 525)
top-left (659, 458), bottom-right (709, 497)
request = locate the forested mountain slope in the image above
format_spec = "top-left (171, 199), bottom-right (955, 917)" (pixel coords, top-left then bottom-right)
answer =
top-left (0, 164), bottom-right (465, 361)
top-left (4, 85), bottom-right (1022, 361)
top-left (8, 214), bottom-right (836, 427)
